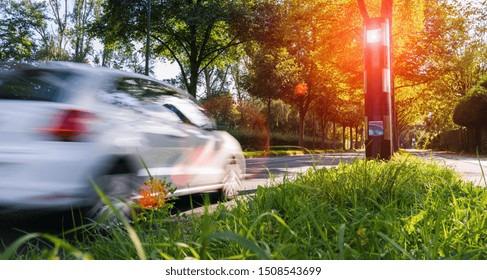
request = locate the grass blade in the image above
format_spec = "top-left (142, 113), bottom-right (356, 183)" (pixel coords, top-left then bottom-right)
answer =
top-left (338, 223), bottom-right (346, 259)
top-left (378, 232), bottom-right (415, 260)
top-left (91, 180), bottom-right (146, 260)
top-left (0, 233), bottom-right (40, 260)
top-left (204, 231), bottom-right (271, 260)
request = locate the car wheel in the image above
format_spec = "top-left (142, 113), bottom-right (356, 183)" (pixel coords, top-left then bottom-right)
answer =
top-left (220, 161), bottom-right (243, 200)
top-left (85, 174), bottom-right (140, 224)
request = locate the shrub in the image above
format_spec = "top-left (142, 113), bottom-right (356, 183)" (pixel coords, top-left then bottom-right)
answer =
top-left (453, 76), bottom-right (487, 127)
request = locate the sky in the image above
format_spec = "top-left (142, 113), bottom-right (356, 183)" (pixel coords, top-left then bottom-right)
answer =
top-left (153, 61), bottom-right (180, 80)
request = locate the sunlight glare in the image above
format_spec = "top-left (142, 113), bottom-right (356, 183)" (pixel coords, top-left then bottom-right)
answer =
top-left (366, 28), bottom-right (382, 44)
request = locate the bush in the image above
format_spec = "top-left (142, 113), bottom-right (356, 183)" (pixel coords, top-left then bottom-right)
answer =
top-left (229, 129), bottom-right (340, 151)
top-left (453, 76), bottom-right (487, 127)
top-left (228, 129), bottom-right (269, 151)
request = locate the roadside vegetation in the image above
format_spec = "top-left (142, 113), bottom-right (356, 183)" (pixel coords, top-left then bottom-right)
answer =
top-left (4, 154), bottom-right (486, 260)
top-left (243, 146), bottom-right (337, 158)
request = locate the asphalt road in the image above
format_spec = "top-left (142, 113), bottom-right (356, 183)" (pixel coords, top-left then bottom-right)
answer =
top-left (242, 149), bottom-right (487, 191)
top-left (409, 149), bottom-right (487, 187)
top-left (242, 151), bottom-right (363, 192)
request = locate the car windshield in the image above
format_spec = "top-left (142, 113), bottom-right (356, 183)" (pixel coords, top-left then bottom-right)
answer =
top-left (0, 69), bottom-right (72, 102)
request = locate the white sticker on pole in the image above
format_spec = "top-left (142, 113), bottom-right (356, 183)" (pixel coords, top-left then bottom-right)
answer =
top-left (382, 68), bottom-right (391, 93)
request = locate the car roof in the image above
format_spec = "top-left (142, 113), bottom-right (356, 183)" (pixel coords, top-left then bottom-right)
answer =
top-left (4, 61), bottom-right (194, 101)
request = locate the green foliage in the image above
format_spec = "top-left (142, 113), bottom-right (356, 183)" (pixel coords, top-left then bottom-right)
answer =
top-left (228, 129), bottom-right (268, 151)
top-left (244, 0), bottom-right (365, 146)
top-left (395, 0), bottom-right (487, 137)
top-left (204, 156), bottom-right (485, 260)
top-left (71, 0), bottom-right (104, 62)
top-left (228, 129), bottom-right (330, 151)
top-left (0, 233), bottom-right (41, 260)
top-left (96, 0), bottom-right (253, 97)
top-left (243, 46), bottom-right (300, 109)
top-left (0, 0), bottom-right (103, 62)
top-left (453, 75), bottom-right (487, 127)
top-left (0, 0), bottom-right (48, 61)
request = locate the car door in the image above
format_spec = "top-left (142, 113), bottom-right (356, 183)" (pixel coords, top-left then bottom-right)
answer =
top-left (108, 77), bottom-right (192, 191)
top-left (160, 97), bottom-right (226, 189)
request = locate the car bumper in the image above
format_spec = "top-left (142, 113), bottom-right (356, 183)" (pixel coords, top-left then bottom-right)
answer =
top-left (0, 142), bottom-right (115, 210)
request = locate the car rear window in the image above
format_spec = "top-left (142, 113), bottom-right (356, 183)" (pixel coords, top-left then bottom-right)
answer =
top-left (0, 69), bottom-right (71, 102)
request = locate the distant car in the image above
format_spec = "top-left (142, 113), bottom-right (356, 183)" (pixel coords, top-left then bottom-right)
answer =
top-left (0, 62), bottom-right (245, 221)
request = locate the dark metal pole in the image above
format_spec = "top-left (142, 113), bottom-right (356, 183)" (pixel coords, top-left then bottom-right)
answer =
top-left (364, 17), bottom-right (393, 160)
top-left (145, 0), bottom-right (151, 76)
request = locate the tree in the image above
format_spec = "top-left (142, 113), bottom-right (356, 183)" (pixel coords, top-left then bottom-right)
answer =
top-left (453, 74), bottom-right (487, 152)
top-left (244, 45), bottom-right (300, 148)
top-left (395, 0), bottom-right (483, 137)
top-left (72, 0), bottom-right (103, 62)
top-left (453, 75), bottom-right (487, 128)
top-left (243, 0), bottom-right (365, 147)
top-left (48, 0), bottom-right (68, 54)
top-left (202, 66), bottom-right (230, 98)
top-left (0, 0), bottom-right (104, 63)
top-left (0, 0), bottom-right (49, 61)
top-left (301, 0), bottom-right (365, 149)
top-left (95, 0), bottom-right (252, 98)
top-left (200, 94), bottom-right (238, 129)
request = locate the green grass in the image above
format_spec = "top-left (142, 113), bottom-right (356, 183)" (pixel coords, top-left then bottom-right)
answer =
top-left (243, 146), bottom-right (348, 158)
top-left (5, 154), bottom-right (487, 260)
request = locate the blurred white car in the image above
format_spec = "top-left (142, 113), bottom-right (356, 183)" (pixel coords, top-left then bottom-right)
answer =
top-left (0, 62), bottom-right (245, 220)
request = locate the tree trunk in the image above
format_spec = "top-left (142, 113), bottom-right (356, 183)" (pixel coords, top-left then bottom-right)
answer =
top-left (187, 63), bottom-right (199, 98)
top-left (333, 121), bottom-right (337, 150)
top-left (312, 113), bottom-right (317, 150)
top-left (204, 68), bottom-right (212, 99)
top-left (355, 125), bottom-right (360, 149)
top-left (187, 22), bottom-right (200, 98)
top-left (356, 0), bottom-right (370, 19)
top-left (299, 114), bottom-right (305, 147)
top-left (266, 98), bottom-right (272, 151)
top-left (320, 115), bottom-right (327, 149)
top-left (298, 84), bottom-right (313, 147)
top-left (350, 126), bottom-right (354, 150)
top-left (298, 100), bottom-right (305, 147)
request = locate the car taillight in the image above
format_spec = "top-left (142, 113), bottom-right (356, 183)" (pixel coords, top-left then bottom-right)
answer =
top-left (39, 109), bottom-right (95, 142)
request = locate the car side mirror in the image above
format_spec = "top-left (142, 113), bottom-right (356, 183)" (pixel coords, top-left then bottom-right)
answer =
top-left (198, 118), bottom-right (217, 130)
